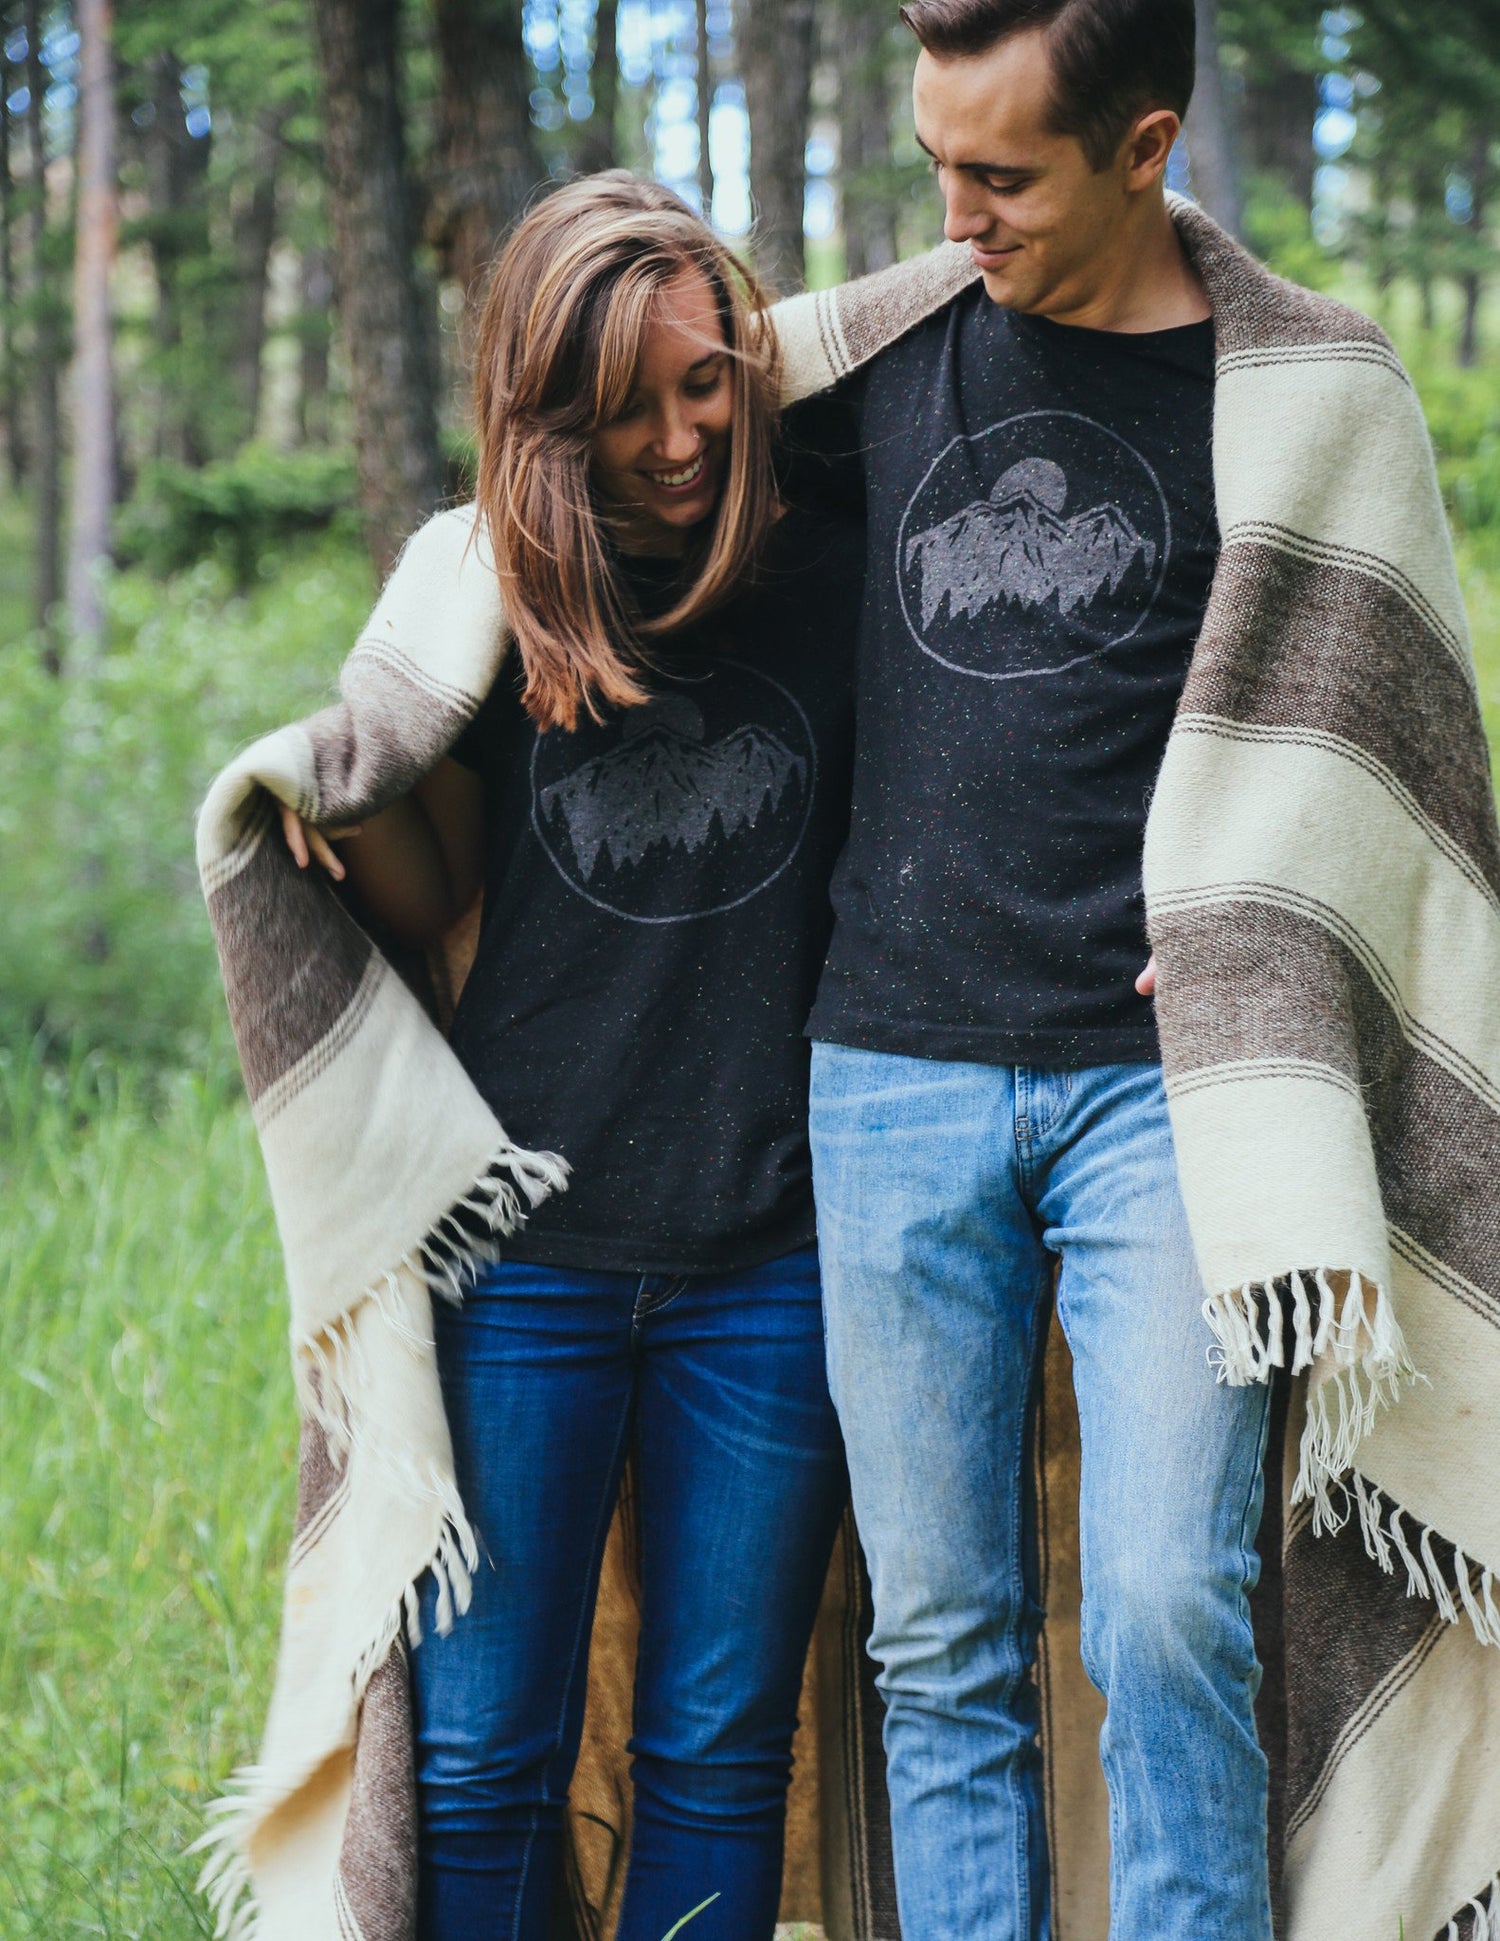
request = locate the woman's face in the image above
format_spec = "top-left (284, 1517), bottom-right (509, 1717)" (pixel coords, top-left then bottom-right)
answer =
top-left (591, 266), bottom-right (735, 548)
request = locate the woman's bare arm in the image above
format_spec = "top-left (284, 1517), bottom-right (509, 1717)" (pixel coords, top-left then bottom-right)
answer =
top-left (279, 757), bottom-right (485, 945)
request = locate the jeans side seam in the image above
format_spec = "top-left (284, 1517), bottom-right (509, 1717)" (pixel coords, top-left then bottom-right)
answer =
top-left (509, 1374), bottom-right (636, 1941)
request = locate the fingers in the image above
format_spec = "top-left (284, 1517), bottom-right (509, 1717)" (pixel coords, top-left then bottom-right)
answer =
top-left (307, 827), bottom-right (347, 881)
top-left (279, 801), bottom-right (309, 869)
top-left (278, 801), bottom-right (350, 881)
top-left (1135, 952), bottom-right (1158, 998)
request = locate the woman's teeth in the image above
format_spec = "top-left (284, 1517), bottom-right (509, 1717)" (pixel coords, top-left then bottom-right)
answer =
top-left (649, 453), bottom-right (706, 489)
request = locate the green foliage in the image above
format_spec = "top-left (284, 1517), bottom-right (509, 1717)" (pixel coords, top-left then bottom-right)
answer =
top-left (115, 445), bottom-right (360, 582)
top-left (0, 526), bottom-right (372, 1065)
top-left (0, 1039), bottom-right (292, 1937)
top-left (1242, 176), bottom-right (1339, 293)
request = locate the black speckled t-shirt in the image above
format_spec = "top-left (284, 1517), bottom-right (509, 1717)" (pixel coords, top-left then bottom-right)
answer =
top-left (806, 286), bottom-right (1218, 1067)
top-left (447, 506), bottom-right (860, 1274)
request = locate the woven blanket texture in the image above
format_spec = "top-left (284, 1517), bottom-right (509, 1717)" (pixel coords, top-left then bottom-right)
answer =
top-left (196, 198), bottom-right (1500, 1941)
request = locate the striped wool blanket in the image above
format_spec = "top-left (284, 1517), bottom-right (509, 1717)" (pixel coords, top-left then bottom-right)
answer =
top-left (196, 197), bottom-right (1500, 1940)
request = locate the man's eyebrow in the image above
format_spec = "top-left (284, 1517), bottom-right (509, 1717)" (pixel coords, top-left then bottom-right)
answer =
top-left (913, 131), bottom-right (1034, 176)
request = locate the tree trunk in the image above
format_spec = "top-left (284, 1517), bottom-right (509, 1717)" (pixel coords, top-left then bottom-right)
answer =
top-left (1185, 0), bottom-right (1242, 237)
top-left (578, 0), bottom-right (619, 176)
top-left (837, 0), bottom-right (897, 279)
top-left (740, 0), bottom-right (815, 294)
top-left (1458, 123), bottom-right (1489, 369)
top-left (1, 30), bottom-right (23, 488)
top-left (232, 108), bottom-right (283, 443)
top-left (142, 49), bottom-right (209, 463)
top-left (695, 0), bottom-right (714, 218)
top-left (296, 243), bottom-right (333, 446)
top-left (429, 0), bottom-right (539, 305)
top-left (66, 0), bottom-right (115, 665)
top-left (1241, 56), bottom-right (1316, 211)
top-left (313, 0), bottom-right (445, 576)
top-left (25, 0), bottom-right (59, 647)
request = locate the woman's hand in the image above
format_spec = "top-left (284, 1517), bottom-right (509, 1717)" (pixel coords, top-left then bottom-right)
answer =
top-left (279, 801), bottom-right (362, 883)
top-left (1135, 953), bottom-right (1158, 998)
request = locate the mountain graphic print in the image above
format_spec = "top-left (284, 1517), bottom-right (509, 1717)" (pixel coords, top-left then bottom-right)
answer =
top-left (896, 408), bottom-right (1171, 681)
top-left (530, 662), bottom-right (816, 923)
top-left (906, 456), bottom-right (1157, 627)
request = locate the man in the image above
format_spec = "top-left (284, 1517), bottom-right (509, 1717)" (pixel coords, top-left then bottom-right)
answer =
top-left (797, 2), bottom-right (1273, 1934)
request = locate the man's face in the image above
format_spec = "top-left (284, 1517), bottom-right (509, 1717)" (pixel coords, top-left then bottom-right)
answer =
top-left (912, 28), bottom-right (1159, 319)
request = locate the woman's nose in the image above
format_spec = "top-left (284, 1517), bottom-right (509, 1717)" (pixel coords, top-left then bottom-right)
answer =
top-left (652, 407), bottom-right (701, 461)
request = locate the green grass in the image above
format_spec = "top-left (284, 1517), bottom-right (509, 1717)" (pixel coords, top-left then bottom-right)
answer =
top-left (0, 1039), bottom-right (291, 1935)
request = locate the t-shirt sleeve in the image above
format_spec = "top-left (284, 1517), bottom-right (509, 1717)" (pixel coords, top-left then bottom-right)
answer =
top-left (447, 685), bottom-right (499, 773)
top-left (778, 380), bottom-right (869, 522)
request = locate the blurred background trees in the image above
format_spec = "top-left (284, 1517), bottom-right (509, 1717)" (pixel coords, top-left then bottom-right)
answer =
top-left (0, 0), bottom-right (1490, 591)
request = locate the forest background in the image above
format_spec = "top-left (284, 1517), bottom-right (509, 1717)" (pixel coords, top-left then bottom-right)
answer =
top-left (0, 1), bottom-right (1496, 1935)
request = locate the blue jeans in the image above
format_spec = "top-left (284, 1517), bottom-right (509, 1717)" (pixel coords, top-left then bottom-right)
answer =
top-left (809, 1049), bottom-right (1274, 1941)
top-left (410, 1247), bottom-right (846, 1941)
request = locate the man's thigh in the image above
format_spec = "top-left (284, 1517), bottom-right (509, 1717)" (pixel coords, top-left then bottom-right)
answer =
top-left (1039, 1066), bottom-right (1271, 1637)
top-left (808, 1043), bottom-right (1053, 1669)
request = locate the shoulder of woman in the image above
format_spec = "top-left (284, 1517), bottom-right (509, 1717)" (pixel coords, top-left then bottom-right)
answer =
top-left (359, 502), bottom-right (512, 699)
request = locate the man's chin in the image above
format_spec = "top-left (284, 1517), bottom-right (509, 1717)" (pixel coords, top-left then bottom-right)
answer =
top-left (977, 256), bottom-right (1035, 309)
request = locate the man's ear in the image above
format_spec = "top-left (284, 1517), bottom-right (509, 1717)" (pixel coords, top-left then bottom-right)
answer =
top-left (1124, 109), bottom-right (1181, 191)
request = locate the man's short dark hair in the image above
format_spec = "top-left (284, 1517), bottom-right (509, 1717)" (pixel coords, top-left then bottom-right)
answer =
top-left (899, 0), bottom-right (1196, 171)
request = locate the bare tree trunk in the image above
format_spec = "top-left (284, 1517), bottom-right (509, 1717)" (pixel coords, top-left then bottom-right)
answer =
top-left (741, 0), bottom-right (815, 293)
top-left (142, 49), bottom-right (209, 463)
top-left (67, 0), bottom-right (115, 665)
top-left (695, 0), bottom-right (714, 218)
top-left (1, 28), bottom-right (23, 488)
top-left (296, 243), bottom-right (333, 446)
top-left (429, 0), bottom-right (539, 304)
top-left (837, 0), bottom-right (897, 279)
top-left (1185, 0), bottom-right (1242, 238)
top-left (232, 108), bottom-right (283, 443)
top-left (25, 0), bottom-right (59, 647)
top-left (1241, 56), bottom-right (1316, 211)
top-left (578, 0), bottom-right (619, 175)
top-left (1458, 123), bottom-right (1489, 369)
top-left (313, 0), bottom-right (445, 576)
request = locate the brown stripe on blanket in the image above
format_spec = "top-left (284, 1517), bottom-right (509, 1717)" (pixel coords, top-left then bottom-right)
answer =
top-left (209, 828), bottom-right (375, 1105)
top-left (1180, 543), bottom-right (1500, 900)
top-left (830, 244), bottom-right (978, 373)
top-left (335, 1648), bottom-right (418, 1941)
top-left (1173, 201), bottom-right (1392, 357)
top-left (290, 1406), bottom-right (351, 1566)
top-left (1154, 901), bottom-right (1500, 1314)
top-left (1281, 1501), bottom-right (1445, 1838)
top-left (308, 654), bottom-right (477, 830)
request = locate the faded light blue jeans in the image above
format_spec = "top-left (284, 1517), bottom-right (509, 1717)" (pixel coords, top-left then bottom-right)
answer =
top-left (410, 1247), bottom-right (846, 1941)
top-left (809, 1048), bottom-right (1275, 1941)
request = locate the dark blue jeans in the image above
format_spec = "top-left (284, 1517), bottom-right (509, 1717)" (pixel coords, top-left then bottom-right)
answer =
top-left (410, 1247), bottom-right (846, 1941)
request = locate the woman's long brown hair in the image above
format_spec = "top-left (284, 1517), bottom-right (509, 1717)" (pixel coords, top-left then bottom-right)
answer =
top-left (472, 173), bottom-right (782, 732)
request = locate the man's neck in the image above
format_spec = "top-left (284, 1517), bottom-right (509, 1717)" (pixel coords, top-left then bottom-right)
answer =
top-left (1027, 193), bottom-right (1211, 335)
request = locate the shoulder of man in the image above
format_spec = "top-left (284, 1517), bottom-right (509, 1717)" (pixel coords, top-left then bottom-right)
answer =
top-left (770, 242), bottom-right (980, 407)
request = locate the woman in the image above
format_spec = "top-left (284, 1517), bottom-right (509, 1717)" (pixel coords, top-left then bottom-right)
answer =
top-left (281, 173), bottom-right (860, 1941)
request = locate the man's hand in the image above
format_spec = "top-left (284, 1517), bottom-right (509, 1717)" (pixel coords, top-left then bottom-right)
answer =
top-left (279, 801), bottom-right (362, 882)
top-left (1135, 953), bottom-right (1157, 998)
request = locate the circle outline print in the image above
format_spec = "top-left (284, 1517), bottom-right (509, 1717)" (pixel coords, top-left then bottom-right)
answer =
top-left (529, 657), bottom-right (817, 924)
top-left (896, 408), bottom-right (1172, 681)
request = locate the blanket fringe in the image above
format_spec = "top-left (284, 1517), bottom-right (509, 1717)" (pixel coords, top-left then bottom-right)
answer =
top-left (1202, 1268), bottom-right (1417, 1528)
top-left (1446, 1873), bottom-right (1500, 1940)
top-left (190, 1477), bottom-right (478, 1941)
top-left (193, 1148), bottom-right (541, 1940)
top-left (292, 1138), bottom-right (570, 1456)
top-left (1351, 1472), bottom-right (1500, 1651)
